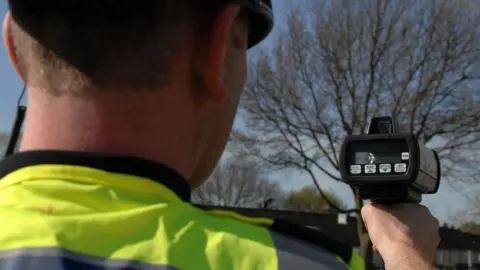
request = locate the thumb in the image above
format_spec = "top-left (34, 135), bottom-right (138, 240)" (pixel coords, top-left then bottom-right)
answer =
top-left (361, 204), bottom-right (373, 231)
top-left (361, 203), bottom-right (388, 231)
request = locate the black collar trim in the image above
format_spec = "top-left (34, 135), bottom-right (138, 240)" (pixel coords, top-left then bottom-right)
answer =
top-left (0, 151), bottom-right (191, 202)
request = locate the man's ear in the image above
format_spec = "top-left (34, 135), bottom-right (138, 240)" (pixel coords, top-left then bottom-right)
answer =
top-left (3, 12), bottom-right (24, 80)
top-left (196, 5), bottom-right (240, 102)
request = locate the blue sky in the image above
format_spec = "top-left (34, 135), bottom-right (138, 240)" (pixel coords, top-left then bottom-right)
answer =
top-left (0, 1), bottom-right (469, 222)
top-left (0, 1), bottom-right (23, 129)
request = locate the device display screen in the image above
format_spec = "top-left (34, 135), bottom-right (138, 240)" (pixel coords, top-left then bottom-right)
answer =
top-left (346, 139), bottom-right (410, 175)
top-left (348, 139), bottom-right (408, 164)
top-left (354, 151), bottom-right (401, 164)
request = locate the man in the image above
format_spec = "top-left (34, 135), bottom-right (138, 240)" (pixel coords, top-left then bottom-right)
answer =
top-left (0, 0), bottom-right (439, 269)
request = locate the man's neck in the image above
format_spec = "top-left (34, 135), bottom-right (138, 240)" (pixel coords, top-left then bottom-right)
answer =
top-left (20, 89), bottom-right (198, 181)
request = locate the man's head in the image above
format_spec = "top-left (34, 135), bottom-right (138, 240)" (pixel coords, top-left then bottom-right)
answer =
top-left (2, 0), bottom-right (273, 188)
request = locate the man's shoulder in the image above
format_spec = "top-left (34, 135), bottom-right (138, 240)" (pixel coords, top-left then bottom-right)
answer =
top-left (193, 205), bottom-right (352, 270)
top-left (0, 202), bottom-right (355, 269)
top-left (268, 229), bottom-right (349, 269)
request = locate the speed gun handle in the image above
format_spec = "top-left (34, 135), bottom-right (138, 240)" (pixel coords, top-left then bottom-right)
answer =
top-left (365, 117), bottom-right (420, 205)
top-left (373, 197), bottom-right (420, 206)
top-left (359, 186), bottom-right (422, 205)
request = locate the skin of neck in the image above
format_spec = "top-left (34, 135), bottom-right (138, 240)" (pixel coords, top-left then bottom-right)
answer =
top-left (20, 83), bottom-right (200, 182)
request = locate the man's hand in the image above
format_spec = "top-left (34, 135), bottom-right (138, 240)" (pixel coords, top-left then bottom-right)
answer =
top-left (361, 203), bottom-right (440, 269)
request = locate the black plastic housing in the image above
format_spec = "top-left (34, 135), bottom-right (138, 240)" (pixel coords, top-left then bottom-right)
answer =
top-left (427, 150), bottom-right (441, 194)
top-left (340, 133), bottom-right (419, 188)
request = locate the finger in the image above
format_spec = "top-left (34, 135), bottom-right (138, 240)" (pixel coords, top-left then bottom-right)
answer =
top-left (360, 204), bottom-right (376, 226)
top-left (367, 202), bottom-right (387, 210)
top-left (360, 205), bottom-right (371, 231)
top-left (361, 202), bottom-right (386, 215)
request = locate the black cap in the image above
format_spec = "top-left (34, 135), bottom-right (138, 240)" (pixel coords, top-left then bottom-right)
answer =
top-left (240, 0), bottom-right (274, 48)
top-left (8, 0), bottom-right (274, 49)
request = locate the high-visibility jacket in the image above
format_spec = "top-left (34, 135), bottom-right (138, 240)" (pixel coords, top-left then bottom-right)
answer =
top-left (0, 151), bottom-right (365, 270)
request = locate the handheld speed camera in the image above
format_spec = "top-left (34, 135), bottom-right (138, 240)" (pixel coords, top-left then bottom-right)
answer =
top-left (339, 117), bottom-right (441, 203)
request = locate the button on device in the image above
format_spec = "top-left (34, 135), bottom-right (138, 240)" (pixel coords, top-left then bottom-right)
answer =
top-left (401, 152), bottom-right (410, 160)
top-left (364, 164), bottom-right (376, 174)
top-left (379, 164), bottom-right (391, 173)
top-left (394, 163), bottom-right (407, 173)
top-left (350, 165), bottom-right (361, 174)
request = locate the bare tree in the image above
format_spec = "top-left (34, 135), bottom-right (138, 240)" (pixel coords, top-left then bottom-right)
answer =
top-left (449, 190), bottom-right (480, 235)
top-left (283, 185), bottom-right (347, 213)
top-left (192, 157), bottom-right (285, 207)
top-left (457, 189), bottom-right (480, 221)
top-left (468, 192), bottom-right (480, 219)
top-left (230, 0), bottom-right (480, 263)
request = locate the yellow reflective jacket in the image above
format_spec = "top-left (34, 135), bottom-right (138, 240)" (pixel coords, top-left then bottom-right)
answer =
top-left (0, 151), bottom-right (365, 270)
